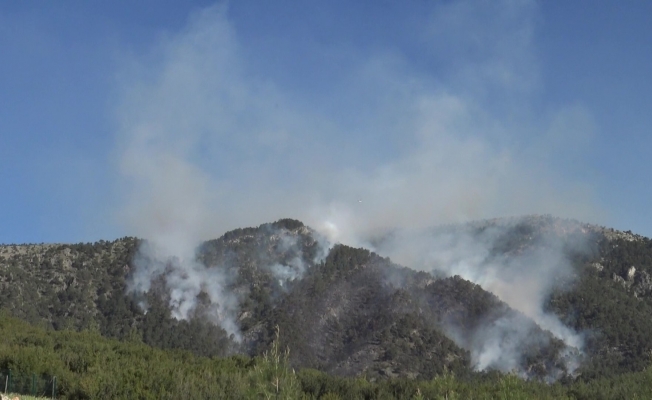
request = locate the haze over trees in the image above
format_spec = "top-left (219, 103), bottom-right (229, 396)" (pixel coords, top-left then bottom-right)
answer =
top-left (2, 216), bottom-right (652, 398)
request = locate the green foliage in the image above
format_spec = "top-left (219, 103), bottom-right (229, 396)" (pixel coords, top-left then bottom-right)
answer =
top-left (3, 313), bottom-right (652, 399)
top-left (249, 326), bottom-right (301, 399)
top-left (548, 235), bottom-right (652, 379)
top-left (5, 217), bottom-right (652, 395)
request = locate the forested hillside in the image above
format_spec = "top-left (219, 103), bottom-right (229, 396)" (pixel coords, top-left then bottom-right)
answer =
top-left (2, 216), bottom-right (652, 389)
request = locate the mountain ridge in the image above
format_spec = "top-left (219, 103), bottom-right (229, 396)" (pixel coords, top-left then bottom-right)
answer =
top-left (1, 216), bottom-right (652, 382)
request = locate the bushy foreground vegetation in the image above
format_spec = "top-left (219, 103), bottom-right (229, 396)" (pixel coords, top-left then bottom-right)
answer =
top-left (2, 313), bottom-right (652, 399)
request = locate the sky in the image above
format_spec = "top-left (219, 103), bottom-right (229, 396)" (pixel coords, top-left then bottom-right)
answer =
top-left (1, 0), bottom-right (651, 244)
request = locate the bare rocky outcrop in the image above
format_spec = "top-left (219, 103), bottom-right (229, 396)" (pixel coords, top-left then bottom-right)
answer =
top-left (612, 266), bottom-right (652, 298)
top-left (591, 262), bottom-right (604, 272)
top-left (600, 228), bottom-right (645, 242)
top-left (632, 270), bottom-right (652, 298)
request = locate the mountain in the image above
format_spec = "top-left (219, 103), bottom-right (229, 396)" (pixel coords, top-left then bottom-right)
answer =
top-left (1, 216), bottom-right (652, 383)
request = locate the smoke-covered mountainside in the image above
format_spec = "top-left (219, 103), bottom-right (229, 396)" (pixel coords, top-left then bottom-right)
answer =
top-left (1, 216), bottom-right (652, 382)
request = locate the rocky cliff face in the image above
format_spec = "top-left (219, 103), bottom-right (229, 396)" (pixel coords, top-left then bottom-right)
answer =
top-left (612, 266), bottom-right (652, 299)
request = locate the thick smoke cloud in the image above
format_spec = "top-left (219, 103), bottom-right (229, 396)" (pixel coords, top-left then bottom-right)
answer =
top-left (114, 1), bottom-right (599, 371)
top-left (372, 219), bottom-right (586, 374)
top-left (127, 240), bottom-right (242, 340)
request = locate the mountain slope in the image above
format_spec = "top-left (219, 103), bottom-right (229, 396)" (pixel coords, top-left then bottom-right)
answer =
top-left (2, 216), bottom-right (652, 382)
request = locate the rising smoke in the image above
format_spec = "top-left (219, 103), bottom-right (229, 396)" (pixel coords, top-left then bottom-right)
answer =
top-left (114, 1), bottom-right (599, 373)
top-left (127, 239), bottom-right (242, 340)
top-left (271, 229), bottom-right (306, 278)
top-left (368, 217), bottom-right (587, 374)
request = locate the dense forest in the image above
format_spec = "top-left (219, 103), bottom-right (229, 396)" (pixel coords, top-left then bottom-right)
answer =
top-left (2, 313), bottom-right (652, 399)
top-left (2, 216), bottom-right (652, 398)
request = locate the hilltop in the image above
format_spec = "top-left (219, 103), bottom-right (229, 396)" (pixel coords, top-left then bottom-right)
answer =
top-left (1, 216), bottom-right (652, 382)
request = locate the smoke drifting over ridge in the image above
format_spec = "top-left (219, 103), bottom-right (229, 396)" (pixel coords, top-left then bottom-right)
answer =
top-left (371, 218), bottom-right (587, 374)
top-left (115, 1), bottom-right (599, 373)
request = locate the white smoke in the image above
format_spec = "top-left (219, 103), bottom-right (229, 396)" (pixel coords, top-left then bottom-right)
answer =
top-left (267, 230), bottom-right (308, 286)
top-left (264, 226), bottom-right (333, 287)
top-left (370, 219), bottom-right (585, 374)
top-left (127, 240), bottom-right (242, 341)
top-left (113, 0), bottom-right (599, 370)
top-left (269, 262), bottom-right (302, 287)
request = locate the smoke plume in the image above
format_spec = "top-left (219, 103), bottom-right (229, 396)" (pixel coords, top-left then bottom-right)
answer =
top-left (370, 217), bottom-right (587, 374)
top-left (114, 1), bottom-right (599, 372)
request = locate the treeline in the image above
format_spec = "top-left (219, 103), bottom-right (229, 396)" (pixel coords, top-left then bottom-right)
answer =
top-left (1, 313), bottom-right (652, 399)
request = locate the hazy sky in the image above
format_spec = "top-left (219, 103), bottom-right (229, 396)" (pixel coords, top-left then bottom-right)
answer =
top-left (1, 0), bottom-right (651, 244)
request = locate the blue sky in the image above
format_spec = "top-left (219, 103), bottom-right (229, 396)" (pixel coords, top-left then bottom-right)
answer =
top-left (1, 0), bottom-right (651, 244)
